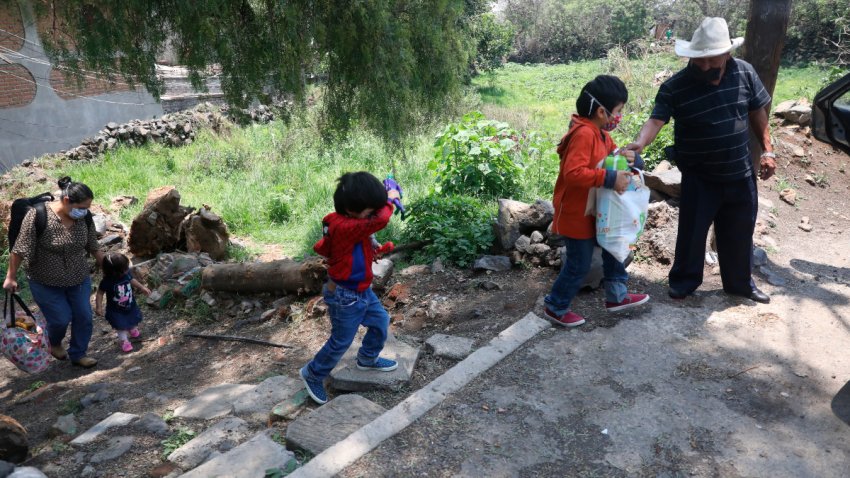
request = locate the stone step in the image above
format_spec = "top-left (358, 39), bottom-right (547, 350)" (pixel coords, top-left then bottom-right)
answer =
top-left (173, 375), bottom-right (301, 421)
top-left (285, 394), bottom-right (386, 456)
top-left (329, 335), bottom-right (419, 392)
top-left (167, 417), bottom-right (250, 470)
top-left (70, 412), bottom-right (138, 445)
top-left (177, 432), bottom-right (293, 478)
top-left (425, 333), bottom-right (475, 360)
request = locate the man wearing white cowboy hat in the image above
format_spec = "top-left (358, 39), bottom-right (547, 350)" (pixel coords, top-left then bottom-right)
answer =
top-left (626, 17), bottom-right (775, 304)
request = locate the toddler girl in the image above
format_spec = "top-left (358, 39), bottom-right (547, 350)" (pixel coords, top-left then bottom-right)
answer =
top-left (95, 253), bottom-right (150, 352)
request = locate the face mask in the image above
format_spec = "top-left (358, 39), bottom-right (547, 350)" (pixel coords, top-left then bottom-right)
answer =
top-left (70, 208), bottom-right (88, 220)
top-left (586, 91), bottom-right (622, 132)
top-left (688, 61), bottom-right (722, 83)
top-left (602, 113), bottom-right (622, 132)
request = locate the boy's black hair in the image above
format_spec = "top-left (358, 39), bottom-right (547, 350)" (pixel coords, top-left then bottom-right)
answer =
top-left (102, 253), bottom-right (130, 279)
top-left (57, 176), bottom-right (94, 204)
top-left (333, 171), bottom-right (388, 215)
top-left (576, 75), bottom-right (628, 118)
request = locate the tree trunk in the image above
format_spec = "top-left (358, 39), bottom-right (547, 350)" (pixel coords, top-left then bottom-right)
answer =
top-left (742, 0), bottom-right (793, 167)
top-left (201, 257), bottom-right (326, 295)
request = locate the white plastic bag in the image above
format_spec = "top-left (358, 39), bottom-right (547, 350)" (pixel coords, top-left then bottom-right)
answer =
top-left (595, 170), bottom-right (650, 262)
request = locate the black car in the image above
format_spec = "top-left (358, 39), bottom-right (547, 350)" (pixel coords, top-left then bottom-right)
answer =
top-left (813, 72), bottom-right (850, 155)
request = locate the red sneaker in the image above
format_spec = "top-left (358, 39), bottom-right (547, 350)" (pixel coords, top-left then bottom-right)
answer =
top-left (605, 293), bottom-right (650, 312)
top-left (543, 308), bottom-right (586, 327)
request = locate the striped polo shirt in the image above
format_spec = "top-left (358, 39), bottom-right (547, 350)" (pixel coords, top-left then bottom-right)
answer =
top-left (651, 58), bottom-right (771, 182)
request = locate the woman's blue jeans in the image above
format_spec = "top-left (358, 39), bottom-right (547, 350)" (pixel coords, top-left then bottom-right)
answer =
top-left (28, 277), bottom-right (93, 361)
top-left (544, 238), bottom-right (628, 315)
top-left (304, 284), bottom-right (390, 382)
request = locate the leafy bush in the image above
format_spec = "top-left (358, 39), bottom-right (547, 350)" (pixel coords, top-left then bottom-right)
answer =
top-left (430, 111), bottom-right (524, 198)
top-left (267, 196), bottom-right (292, 224)
top-left (401, 194), bottom-right (495, 268)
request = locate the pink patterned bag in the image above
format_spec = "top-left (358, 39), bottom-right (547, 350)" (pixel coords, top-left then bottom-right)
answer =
top-left (2, 293), bottom-right (51, 374)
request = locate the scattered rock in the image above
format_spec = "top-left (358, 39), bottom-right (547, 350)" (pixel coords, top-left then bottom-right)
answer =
top-left (496, 199), bottom-right (554, 250)
top-left (167, 417), bottom-right (250, 470)
top-left (514, 235), bottom-right (532, 253)
top-left (80, 388), bottom-right (110, 408)
top-left (286, 395), bottom-right (386, 455)
top-left (97, 234), bottom-right (122, 247)
top-left (644, 168), bottom-right (682, 198)
top-left (757, 196), bottom-right (775, 210)
top-left (0, 460), bottom-right (13, 477)
top-left (425, 333), bottom-right (475, 360)
top-left (71, 413), bottom-right (138, 445)
top-left (92, 214), bottom-right (109, 236)
top-left (805, 175), bottom-right (816, 186)
top-left (430, 258), bottom-right (445, 274)
top-left (799, 217), bottom-right (813, 232)
top-left (135, 413), bottom-right (169, 436)
top-left (478, 280), bottom-right (501, 291)
top-left (49, 414), bottom-right (77, 437)
top-left (145, 392), bottom-right (170, 404)
top-left (91, 436), bottom-right (134, 463)
top-left (473, 255), bottom-right (512, 272)
top-left (80, 465), bottom-right (96, 478)
top-left (779, 188), bottom-right (797, 205)
top-left (372, 259), bottom-right (394, 290)
top-left (7, 467), bottom-right (46, 478)
top-left (790, 144), bottom-right (806, 157)
top-left (182, 206), bottom-right (230, 260)
top-left (530, 230), bottom-right (545, 244)
top-left (705, 251), bottom-right (718, 266)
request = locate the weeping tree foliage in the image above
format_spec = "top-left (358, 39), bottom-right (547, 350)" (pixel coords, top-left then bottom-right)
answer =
top-left (21, 0), bottom-right (485, 145)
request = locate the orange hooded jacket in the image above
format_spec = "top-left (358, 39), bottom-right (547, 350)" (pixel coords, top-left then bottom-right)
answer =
top-left (551, 114), bottom-right (616, 240)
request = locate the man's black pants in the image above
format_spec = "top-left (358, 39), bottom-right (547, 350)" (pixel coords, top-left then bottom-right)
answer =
top-left (669, 172), bottom-right (757, 295)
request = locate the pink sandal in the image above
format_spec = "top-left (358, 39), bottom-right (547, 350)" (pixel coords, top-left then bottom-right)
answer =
top-left (120, 340), bottom-right (133, 353)
top-left (129, 328), bottom-right (141, 339)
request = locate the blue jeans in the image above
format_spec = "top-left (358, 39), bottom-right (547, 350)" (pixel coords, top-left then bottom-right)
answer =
top-left (305, 284), bottom-right (390, 381)
top-left (544, 238), bottom-right (628, 315)
top-left (29, 277), bottom-right (93, 361)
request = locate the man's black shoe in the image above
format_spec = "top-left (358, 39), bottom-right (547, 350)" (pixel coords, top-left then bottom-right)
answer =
top-left (668, 287), bottom-right (690, 300)
top-left (749, 288), bottom-right (770, 304)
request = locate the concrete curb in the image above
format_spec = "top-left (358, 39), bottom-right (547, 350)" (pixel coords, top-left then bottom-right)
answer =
top-left (289, 312), bottom-right (551, 478)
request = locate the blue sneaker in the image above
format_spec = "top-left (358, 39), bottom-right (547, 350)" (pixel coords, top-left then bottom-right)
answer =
top-left (356, 357), bottom-right (398, 372)
top-left (299, 366), bottom-right (328, 404)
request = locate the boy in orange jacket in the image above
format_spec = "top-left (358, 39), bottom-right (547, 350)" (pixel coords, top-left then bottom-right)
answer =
top-left (544, 75), bottom-right (650, 327)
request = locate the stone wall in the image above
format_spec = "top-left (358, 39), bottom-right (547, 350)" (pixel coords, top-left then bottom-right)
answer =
top-left (0, 1), bottom-right (163, 172)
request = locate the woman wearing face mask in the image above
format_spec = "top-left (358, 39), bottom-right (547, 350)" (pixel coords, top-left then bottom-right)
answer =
top-left (3, 176), bottom-right (104, 368)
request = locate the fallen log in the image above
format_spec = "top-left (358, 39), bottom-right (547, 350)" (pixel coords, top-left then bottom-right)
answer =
top-left (0, 414), bottom-right (28, 463)
top-left (201, 257), bottom-right (326, 295)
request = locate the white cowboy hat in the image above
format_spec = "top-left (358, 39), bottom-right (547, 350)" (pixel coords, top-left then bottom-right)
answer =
top-left (674, 17), bottom-right (744, 58)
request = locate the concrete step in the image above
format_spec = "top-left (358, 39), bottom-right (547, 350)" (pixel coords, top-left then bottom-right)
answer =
top-left (329, 335), bottom-right (420, 392)
top-left (285, 394), bottom-right (386, 456)
top-left (177, 432), bottom-right (293, 478)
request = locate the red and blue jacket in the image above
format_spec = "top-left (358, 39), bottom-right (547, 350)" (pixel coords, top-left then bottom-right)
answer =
top-left (313, 201), bottom-right (394, 292)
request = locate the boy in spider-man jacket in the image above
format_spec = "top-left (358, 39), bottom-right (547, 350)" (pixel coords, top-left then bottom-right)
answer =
top-left (300, 171), bottom-right (403, 404)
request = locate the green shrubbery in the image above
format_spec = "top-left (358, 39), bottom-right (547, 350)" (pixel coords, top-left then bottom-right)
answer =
top-left (401, 194), bottom-right (495, 268)
top-left (430, 112), bottom-right (524, 198)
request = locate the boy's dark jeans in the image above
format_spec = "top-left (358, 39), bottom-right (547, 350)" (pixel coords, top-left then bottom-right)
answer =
top-left (304, 283), bottom-right (390, 382)
top-left (544, 238), bottom-right (628, 315)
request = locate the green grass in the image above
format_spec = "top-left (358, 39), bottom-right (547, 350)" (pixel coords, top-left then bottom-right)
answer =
top-left (161, 428), bottom-right (196, 459)
top-left (773, 64), bottom-right (836, 107)
top-left (56, 116), bottom-right (436, 258)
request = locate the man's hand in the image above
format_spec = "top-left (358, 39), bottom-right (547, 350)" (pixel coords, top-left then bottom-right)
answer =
top-left (614, 170), bottom-right (632, 194)
top-left (759, 154), bottom-right (777, 180)
top-left (619, 148), bottom-right (636, 166)
top-left (623, 142), bottom-right (645, 154)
